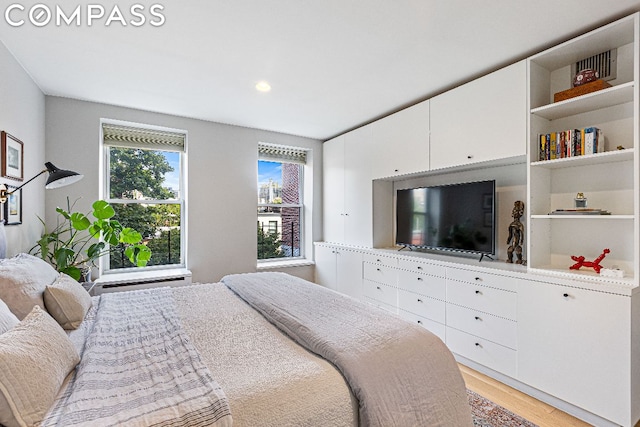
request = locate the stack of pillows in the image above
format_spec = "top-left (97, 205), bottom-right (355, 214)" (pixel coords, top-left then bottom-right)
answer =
top-left (0, 253), bottom-right (93, 427)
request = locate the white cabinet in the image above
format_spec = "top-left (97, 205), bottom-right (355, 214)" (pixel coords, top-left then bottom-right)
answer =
top-left (322, 126), bottom-right (374, 247)
top-left (527, 13), bottom-right (639, 283)
top-left (369, 100), bottom-right (430, 179)
top-left (517, 279), bottom-right (633, 427)
top-left (430, 60), bottom-right (527, 170)
top-left (322, 135), bottom-right (346, 244)
top-left (314, 243), bottom-right (364, 300)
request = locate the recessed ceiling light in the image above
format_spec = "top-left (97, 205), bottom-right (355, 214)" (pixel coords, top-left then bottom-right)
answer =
top-left (255, 81), bottom-right (271, 92)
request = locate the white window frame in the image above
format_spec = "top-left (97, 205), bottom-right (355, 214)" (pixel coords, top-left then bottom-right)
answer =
top-left (99, 119), bottom-right (188, 274)
top-left (257, 144), bottom-right (307, 263)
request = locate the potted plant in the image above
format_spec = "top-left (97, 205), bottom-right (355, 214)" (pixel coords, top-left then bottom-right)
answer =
top-left (29, 198), bottom-right (152, 281)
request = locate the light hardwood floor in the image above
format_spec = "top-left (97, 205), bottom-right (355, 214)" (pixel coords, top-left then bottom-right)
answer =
top-left (459, 364), bottom-right (592, 427)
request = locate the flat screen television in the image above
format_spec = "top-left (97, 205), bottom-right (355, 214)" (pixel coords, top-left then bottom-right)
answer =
top-left (395, 180), bottom-right (496, 258)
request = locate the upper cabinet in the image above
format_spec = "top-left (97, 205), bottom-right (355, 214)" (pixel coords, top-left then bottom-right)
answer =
top-left (526, 13), bottom-right (638, 284)
top-left (430, 61), bottom-right (527, 170)
top-left (370, 100), bottom-right (430, 179)
top-left (323, 126), bottom-right (376, 247)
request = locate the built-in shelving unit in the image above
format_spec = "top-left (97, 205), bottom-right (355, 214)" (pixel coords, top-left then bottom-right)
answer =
top-left (527, 12), bottom-right (638, 284)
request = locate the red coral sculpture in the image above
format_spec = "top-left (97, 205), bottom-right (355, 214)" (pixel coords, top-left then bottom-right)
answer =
top-left (569, 248), bottom-right (610, 274)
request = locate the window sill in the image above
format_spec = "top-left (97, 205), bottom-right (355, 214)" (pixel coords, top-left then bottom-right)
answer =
top-left (95, 268), bottom-right (192, 286)
top-left (257, 259), bottom-right (315, 269)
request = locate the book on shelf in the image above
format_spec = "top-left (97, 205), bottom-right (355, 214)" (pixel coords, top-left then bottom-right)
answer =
top-left (549, 208), bottom-right (611, 215)
top-left (537, 126), bottom-right (603, 161)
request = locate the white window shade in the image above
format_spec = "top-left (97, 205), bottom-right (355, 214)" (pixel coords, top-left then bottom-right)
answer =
top-left (258, 143), bottom-right (307, 164)
top-left (103, 123), bottom-right (185, 152)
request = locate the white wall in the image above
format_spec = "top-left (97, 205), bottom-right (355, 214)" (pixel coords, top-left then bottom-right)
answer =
top-left (0, 42), bottom-right (45, 255)
top-left (45, 97), bottom-right (322, 283)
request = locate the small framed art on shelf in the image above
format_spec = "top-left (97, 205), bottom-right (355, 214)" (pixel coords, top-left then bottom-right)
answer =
top-left (1, 131), bottom-right (24, 181)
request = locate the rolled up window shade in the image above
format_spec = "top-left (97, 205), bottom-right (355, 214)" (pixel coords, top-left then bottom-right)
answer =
top-left (102, 123), bottom-right (185, 152)
top-left (258, 143), bottom-right (307, 164)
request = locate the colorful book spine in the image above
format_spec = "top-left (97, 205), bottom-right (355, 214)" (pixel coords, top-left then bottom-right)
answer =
top-left (538, 127), bottom-right (604, 161)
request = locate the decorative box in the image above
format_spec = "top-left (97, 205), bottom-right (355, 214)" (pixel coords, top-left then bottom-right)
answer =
top-left (553, 79), bottom-right (612, 103)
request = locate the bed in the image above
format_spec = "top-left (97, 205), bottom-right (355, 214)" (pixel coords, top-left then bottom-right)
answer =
top-left (0, 252), bottom-right (473, 427)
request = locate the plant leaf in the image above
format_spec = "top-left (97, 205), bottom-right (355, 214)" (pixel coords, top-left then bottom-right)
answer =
top-left (92, 200), bottom-right (115, 220)
top-left (54, 247), bottom-right (75, 270)
top-left (69, 212), bottom-right (91, 230)
top-left (120, 228), bottom-right (142, 244)
top-left (61, 266), bottom-right (82, 281)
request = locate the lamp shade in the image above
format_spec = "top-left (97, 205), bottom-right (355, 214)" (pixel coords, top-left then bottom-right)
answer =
top-left (44, 162), bottom-right (83, 189)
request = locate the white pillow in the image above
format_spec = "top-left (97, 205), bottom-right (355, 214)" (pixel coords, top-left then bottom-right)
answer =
top-left (0, 299), bottom-right (18, 334)
top-left (0, 253), bottom-right (59, 319)
top-left (44, 273), bottom-right (93, 330)
top-left (0, 305), bottom-right (80, 427)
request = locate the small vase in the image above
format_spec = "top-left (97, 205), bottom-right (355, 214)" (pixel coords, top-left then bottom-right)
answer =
top-left (80, 266), bottom-right (92, 283)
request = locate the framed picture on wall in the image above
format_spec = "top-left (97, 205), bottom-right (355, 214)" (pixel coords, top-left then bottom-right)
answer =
top-left (1, 132), bottom-right (23, 181)
top-left (4, 186), bottom-right (22, 225)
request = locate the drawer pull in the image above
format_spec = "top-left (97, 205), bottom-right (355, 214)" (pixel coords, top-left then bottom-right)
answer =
top-left (474, 316), bottom-right (482, 321)
top-left (376, 286), bottom-right (381, 290)
top-left (563, 293), bottom-right (570, 298)
top-left (417, 298), bottom-right (423, 303)
top-left (474, 277), bottom-right (482, 281)
top-left (376, 268), bottom-right (381, 271)
top-left (417, 266), bottom-right (423, 270)
top-left (417, 320), bottom-right (422, 325)
top-left (475, 290), bottom-right (482, 295)
top-left (474, 342), bottom-right (482, 347)
top-left (467, 155), bottom-right (473, 159)
top-left (417, 277), bottom-right (423, 281)
top-left (376, 259), bottom-right (381, 262)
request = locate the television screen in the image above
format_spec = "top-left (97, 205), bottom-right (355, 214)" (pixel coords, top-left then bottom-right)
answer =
top-left (395, 180), bottom-right (495, 256)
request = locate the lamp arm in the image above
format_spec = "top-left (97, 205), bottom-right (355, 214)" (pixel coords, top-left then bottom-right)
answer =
top-left (7, 169), bottom-right (48, 194)
top-left (0, 168), bottom-right (47, 203)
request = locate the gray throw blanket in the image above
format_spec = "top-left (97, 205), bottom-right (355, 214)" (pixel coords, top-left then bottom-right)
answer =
top-left (222, 272), bottom-right (473, 427)
top-left (43, 288), bottom-right (232, 427)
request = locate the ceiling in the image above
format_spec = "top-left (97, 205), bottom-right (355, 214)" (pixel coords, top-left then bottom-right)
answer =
top-left (1, 1), bottom-right (640, 141)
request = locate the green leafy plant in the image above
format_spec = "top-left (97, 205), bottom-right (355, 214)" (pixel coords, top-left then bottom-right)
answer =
top-left (29, 198), bottom-right (152, 281)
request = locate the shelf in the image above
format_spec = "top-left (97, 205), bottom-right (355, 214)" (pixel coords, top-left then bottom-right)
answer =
top-left (530, 148), bottom-right (634, 169)
top-left (528, 266), bottom-right (636, 288)
top-left (531, 214), bottom-right (634, 220)
top-left (530, 82), bottom-right (634, 120)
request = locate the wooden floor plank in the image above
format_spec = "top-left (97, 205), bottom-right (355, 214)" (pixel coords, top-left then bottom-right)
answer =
top-left (459, 364), bottom-right (592, 427)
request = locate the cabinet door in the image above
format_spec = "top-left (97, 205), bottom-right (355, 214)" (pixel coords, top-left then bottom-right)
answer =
top-left (323, 136), bottom-right (345, 244)
top-left (314, 244), bottom-right (337, 290)
top-left (518, 280), bottom-right (630, 425)
top-left (430, 61), bottom-right (526, 170)
top-left (336, 249), bottom-right (364, 300)
top-left (370, 100), bottom-right (430, 178)
top-left (343, 125), bottom-right (374, 247)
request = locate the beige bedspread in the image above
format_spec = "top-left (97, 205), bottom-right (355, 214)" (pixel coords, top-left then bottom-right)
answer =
top-left (173, 282), bottom-right (358, 427)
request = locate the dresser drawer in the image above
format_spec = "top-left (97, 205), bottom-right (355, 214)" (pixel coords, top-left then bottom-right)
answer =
top-left (397, 270), bottom-right (446, 300)
top-left (446, 303), bottom-right (517, 349)
top-left (364, 296), bottom-right (398, 315)
top-left (363, 262), bottom-right (398, 286)
top-left (398, 289), bottom-right (445, 323)
top-left (446, 268), bottom-right (517, 292)
top-left (446, 327), bottom-right (517, 378)
top-left (398, 310), bottom-right (446, 342)
top-left (363, 280), bottom-right (397, 307)
top-left (398, 258), bottom-right (446, 277)
top-left (446, 280), bottom-right (516, 320)
top-left (363, 253), bottom-right (398, 268)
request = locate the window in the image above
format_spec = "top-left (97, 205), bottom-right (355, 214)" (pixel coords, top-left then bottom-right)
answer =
top-left (102, 122), bottom-right (186, 272)
top-left (257, 143), bottom-right (306, 261)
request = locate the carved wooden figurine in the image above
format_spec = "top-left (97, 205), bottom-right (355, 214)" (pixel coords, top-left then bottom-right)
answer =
top-left (506, 201), bottom-right (525, 264)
